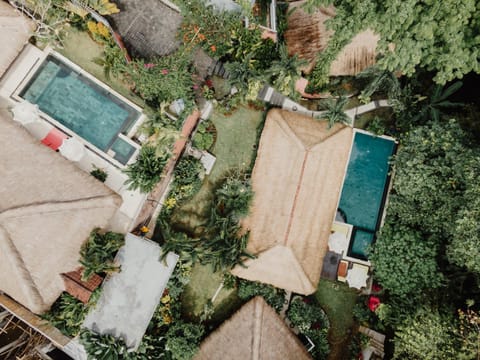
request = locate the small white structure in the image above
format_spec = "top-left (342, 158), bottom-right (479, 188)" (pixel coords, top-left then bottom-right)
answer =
top-left (83, 234), bottom-right (179, 350)
top-left (328, 232), bottom-right (349, 254)
top-left (346, 263), bottom-right (370, 290)
top-left (59, 137), bottom-right (86, 162)
top-left (11, 100), bottom-right (40, 125)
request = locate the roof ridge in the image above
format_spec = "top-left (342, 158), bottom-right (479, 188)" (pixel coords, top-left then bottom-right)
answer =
top-left (0, 193), bottom-right (120, 220)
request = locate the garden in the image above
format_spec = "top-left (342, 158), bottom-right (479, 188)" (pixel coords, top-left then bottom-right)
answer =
top-left (27, 0), bottom-right (480, 359)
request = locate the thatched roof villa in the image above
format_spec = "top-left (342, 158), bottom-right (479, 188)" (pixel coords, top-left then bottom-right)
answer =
top-left (231, 109), bottom-right (353, 294)
top-left (195, 297), bottom-right (312, 360)
top-left (284, 1), bottom-right (379, 76)
top-left (0, 107), bottom-right (121, 314)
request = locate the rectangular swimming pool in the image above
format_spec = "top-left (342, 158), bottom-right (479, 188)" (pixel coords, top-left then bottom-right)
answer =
top-left (19, 55), bottom-right (140, 165)
top-left (338, 132), bottom-right (396, 260)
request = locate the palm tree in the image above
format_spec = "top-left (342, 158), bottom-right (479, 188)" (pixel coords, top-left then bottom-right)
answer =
top-left (413, 81), bottom-right (463, 123)
top-left (267, 45), bottom-right (307, 97)
top-left (318, 96), bottom-right (351, 128)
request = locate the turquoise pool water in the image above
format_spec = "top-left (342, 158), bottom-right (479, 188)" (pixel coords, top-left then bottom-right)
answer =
top-left (20, 55), bottom-right (139, 164)
top-left (338, 132), bottom-right (396, 260)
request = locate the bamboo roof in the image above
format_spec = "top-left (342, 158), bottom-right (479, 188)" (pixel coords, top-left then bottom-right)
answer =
top-left (0, 108), bottom-right (121, 314)
top-left (231, 109), bottom-right (353, 294)
top-left (0, 1), bottom-right (34, 78)
top-left (195, 297), bottom-right (312, 360)
top-left (284, 1), bottom-right (379, 76)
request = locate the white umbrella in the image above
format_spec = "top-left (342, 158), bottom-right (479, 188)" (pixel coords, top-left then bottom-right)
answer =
top-left (11, 101), bottom-right (41, 125)
top-left (24, 120), bottom-right (52, 140)
top-left (346, 263), bottom-right (370, 289)
top-left (59, 137), bottom-right (86, 162)
top-left (328, 232), bottom-right (348, 254)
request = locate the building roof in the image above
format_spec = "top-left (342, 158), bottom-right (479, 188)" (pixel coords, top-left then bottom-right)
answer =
top-left (284, 2), bottom-right (379, 76)
top-left (0, 1), bottom-right (35, 78)
top-left (0, 108), bottom-right (121, 314)
top-left (110, 0), bottom-right (182, 58)
top-left (195, 297), bottom-right (312, 360)
top-left (231, 109), bottom-right (353, 294)
top-left (83, 234), bottom-right (179, 350)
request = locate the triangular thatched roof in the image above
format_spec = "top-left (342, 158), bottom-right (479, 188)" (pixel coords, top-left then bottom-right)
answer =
top-left (195, 297), bottom-right (312, 360)
top-left (0, 1), bottom-right (34, 78)
top-left (231, 109), bottom-right (353, 294)
top-left (0, 108), bottom-right (121, 314)
top-left (284, 1), bottom-right (379, 76)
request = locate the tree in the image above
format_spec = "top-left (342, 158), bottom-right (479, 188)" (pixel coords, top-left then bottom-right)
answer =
top-left (306, 0), bottom-right (480, 86)
top-left (317, 96), bottom-right (351, 128)
top-left (371, 223), bottom-right (442, 297)
top-left (393, 307), bottom-right (478, 360)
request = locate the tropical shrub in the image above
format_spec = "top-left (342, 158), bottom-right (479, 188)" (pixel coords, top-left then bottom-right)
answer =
top-left (42, 293), bottom-right (89, 337)
top-left (287, 297), bottom-right (330, 360)
top-left (165, 321), bottom-right (205, 360)
top-left (80, 329), bottom-right (147, 360)
top-left (90, 166), bottom-right (108, 182)
top-left (237, 280), bottom-right (285, 311)
top-left (124, 145), bottom-right (169, 193)
top-left (192, 120), bottom-right (215, 151)
top-left (80, 229), bottom-right (124, 281)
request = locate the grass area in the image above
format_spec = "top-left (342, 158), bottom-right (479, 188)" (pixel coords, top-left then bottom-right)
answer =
top-left (57, 28), bottom-right (144, 107)
top-left (315, 279), bottom-right (358, 360)
top-left (177, 105), bottom-right (264, 322)
top-left (181, 263), bottom-right (243, 326)
top-left (171, 105), bottom-right (264, 230)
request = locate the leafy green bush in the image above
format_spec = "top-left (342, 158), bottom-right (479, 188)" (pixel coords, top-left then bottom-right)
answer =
top-left (42, 293), bottom-right (89, 337)
top-left (287, 297), bottom-right (330, 360)
top-left (80, 229), bottom-right (124, 281)
top-left (124, 145), bottom-right (169, 193)
top-left (192, 120), bottom-right (215, 151)
top-left (123, 49), bottom-right (194, 107)
top-left (237, 280), bottom-right (285, 311)
top-left (165, 321), bottom-right (205, 360)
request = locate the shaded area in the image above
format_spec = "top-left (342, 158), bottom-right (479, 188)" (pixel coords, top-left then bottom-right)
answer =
top-left (110, 0), bottom-right (182, 59)
top-left (315, 279), bottom-right (357, 360)
top-left (320, 251), bottom-right (341, 281)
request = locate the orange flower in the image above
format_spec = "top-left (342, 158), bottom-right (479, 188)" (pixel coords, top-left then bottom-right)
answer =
top-left (198, 33), bottom-right (206, 41)
top-left (210, 45), bottom-right (216, 52)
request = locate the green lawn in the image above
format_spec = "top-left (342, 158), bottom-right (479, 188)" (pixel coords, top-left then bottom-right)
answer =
top-left (181, 263), bottom-right (243, 326)
top-left (178, 105), bottom-right (264, 322)
top-left (315, 279), bottom-right (358, 360)
top-left (57, 28), bottom-right (144, 107)
top-left (171, 105), bottom-right (264, 230)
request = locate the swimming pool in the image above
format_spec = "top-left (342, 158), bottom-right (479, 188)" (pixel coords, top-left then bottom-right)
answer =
top-left (338, 132), bottom-right (396, 260)
top-left (19, 55), bottom-right (140, 165)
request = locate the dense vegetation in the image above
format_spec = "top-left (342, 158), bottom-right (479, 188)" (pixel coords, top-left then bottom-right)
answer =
top-left (306, 0), bottom-right (480, 88)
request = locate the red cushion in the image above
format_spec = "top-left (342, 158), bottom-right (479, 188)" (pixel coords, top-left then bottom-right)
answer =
top-left (41, 128), bottom-right (68, 150)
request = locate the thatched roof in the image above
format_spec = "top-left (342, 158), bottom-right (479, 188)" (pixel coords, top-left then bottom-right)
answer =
top-left (231, 109), bottom-right (353, 294)
top-left (195, 297), bottom-right (312, 360)
top-left (0, 1), bottom-right (34, 78)
top-left (284, 1), bottom-right (379, 76)
top-left (110, 0), bottom-right (182, 58)
top-left (0, 108), bottom-right (121, 314)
